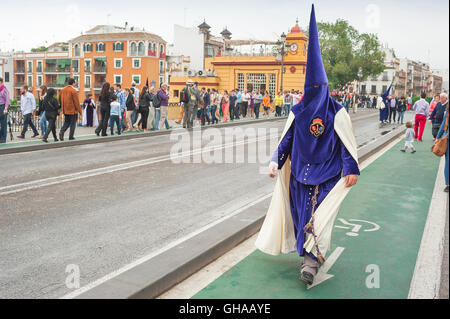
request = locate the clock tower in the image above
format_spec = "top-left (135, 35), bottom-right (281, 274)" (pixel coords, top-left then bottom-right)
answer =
top-left (284, 20), bottom-right (308, 64)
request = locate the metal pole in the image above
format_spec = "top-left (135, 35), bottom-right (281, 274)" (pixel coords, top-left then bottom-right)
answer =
top-left (280, 45), bottom-right (284, 93)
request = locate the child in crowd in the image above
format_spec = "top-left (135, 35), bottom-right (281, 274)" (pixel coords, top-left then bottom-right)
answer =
top-left (401, 121), bottom-right (416, 153)
top-left (110, 95), bottom-right (122, 136)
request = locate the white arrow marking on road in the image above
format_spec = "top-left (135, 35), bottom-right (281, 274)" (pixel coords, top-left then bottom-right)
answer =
top-left (307, 246), bottom-right (345, 289)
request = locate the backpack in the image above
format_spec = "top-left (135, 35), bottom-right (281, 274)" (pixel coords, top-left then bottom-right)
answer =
top-left (180, 87), bottom-right (190, 104)
top-left (153, 90), bottom-right (161, 108)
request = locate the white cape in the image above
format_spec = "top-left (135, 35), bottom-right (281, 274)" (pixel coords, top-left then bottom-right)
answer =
top-left (82, 101), bottom-right (99, 127)
top-left (255, 108), bottom-right (359, 259)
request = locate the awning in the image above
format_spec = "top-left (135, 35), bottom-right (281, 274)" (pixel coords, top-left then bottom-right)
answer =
top-left (57, 59), bottom-right (71, 68)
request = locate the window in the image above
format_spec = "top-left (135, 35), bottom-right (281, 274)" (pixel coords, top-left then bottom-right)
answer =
top-left (73, 75), bottom-right (79, 88)
top-left (361, 85), bottom-right (366, 94)
top-left (159, 76), bottom-right (163, 87)
top-left (74, 44), bottom-right (80, 56)
top-left (133, 58), bottom-right (141, 69)
top-left (114, 75), bottom-right (122, 84)
top-left (132, 75), bottom-right (141, 85)
top-left (114, 59), bottom-right (122, 69)
top-left (85, 75), bottom-right (91, 88)
top-left (237, 73), bottom-right (245, 92)
top-left (130, 42), bottom-right (137, 56)
top-left (27, 75), bottom-right (33, 87)
top-left (205, 44), bottom-right (215, 57)
top-left (84, 43), bottom-right (92, 53)
top-left (113, 42), bottom-right (123, 51)
top-left (138, 42), bottom-right (145, 56)
top-left (371, 85), bottom-right (377, 94)
top-left (246, 73), bottom-right (266, 92)
top-left (4, 72), bottom-right (9, 82)
top-left (173, 90), bottom-right (179, 98)
top-left (159, 60), bottom-right (164, 73)
top-left (84, 60), bottom-right (91, 72)
top-left (27, 61), bottom-right (33, 73)
top-left (96, 42), bottom-right (105, 52)
top-left (153, 43), bottom-right (156, 52)
top-left (37, 75), bottom-right (43, 87)
top-left (36, 61), bottom-right (43, 73)
top-left (268, 73), bottom-right (276, 96)
top-left (382, 85), bottom-right (387, 93)
top-left (160, 44), bottom-right (164, 53)
top-left (72, 59), bottom-right (79, 73)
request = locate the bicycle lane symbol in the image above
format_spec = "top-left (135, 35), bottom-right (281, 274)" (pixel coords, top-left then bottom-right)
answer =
top-left (334, 218), bottom-right (381, 237)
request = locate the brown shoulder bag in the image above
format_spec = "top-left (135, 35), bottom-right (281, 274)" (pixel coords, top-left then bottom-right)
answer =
top-left (431, 111), bottom-right (449, 157)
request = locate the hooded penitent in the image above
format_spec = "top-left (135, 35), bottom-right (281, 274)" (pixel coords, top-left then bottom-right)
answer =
top-left (255, 4), bottom-right (360, 261)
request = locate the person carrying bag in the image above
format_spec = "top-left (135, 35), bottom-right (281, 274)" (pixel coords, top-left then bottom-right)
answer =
top-left (431, 110), bottom-right (448, 157)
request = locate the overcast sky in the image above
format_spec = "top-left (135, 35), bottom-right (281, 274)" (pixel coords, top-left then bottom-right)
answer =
top-left (1, 0), bottom-right (448, 70)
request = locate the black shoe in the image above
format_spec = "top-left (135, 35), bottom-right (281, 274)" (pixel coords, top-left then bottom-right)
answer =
top-left (444, 186), bottom-right (449, 192)
top-left (300, 271), bottom-right (314, 285)
top-left (411, 150), bottom-right (416, 153)
top-left (96, 131), bottom-right (100, 136)
top-left (42, 138), bottom-right (48, 143)
top-left (54, 138), bottom-right (59, 142)
top-left (401, 149), bottom-right (406, 152)
top-left (59, 133), bottom-right (64, 141)
top-left (31, 133), bottom-right (39, 138)
top-left (17, 135), bottom-right (24, 139)
top-left (69, 137), bottom-right (75, 140)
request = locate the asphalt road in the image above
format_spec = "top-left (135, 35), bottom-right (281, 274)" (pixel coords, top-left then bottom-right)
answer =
top-left (0, 110), bottom-right (410, 298)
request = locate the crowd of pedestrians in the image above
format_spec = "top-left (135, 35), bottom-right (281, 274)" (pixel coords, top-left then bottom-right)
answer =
top-left (175, 80), bottom-right (305, 128)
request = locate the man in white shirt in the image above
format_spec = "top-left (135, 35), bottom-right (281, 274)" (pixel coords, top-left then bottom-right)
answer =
top-left (17, 85), bottom-right (39, 139)
top-left (241, 90), bottom-right (250, 118)
top-left (412, 92), bottom-right (430, 141)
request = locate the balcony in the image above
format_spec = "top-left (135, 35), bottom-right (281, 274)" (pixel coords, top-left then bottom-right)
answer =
top-left (44, 66), bottom-right (71, 73)
top-left (93, 65), bottom-right (106, 73)
top-left (46, 82), bottom-right (67, 88)
top-left (160, 52), bottom-right (166, 59)
top-left (148, 50), bottom-right (157, 57)
top-left (94, 82), bottom-right (106, 89)
top-left (15, 67), bottom-right (25, 73)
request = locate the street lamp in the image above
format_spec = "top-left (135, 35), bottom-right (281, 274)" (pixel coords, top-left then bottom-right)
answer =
top-left (275, 32), bottom-right (290, 94)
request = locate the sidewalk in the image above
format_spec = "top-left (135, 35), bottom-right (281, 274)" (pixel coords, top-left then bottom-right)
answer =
top-left (191, 126), bottom-right (446, 299)
top-left (0, 108), bottom-right (378, 150)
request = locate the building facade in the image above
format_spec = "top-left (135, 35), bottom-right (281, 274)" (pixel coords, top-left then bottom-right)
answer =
top-left (168, 22), bottom-right (308, 103)
top-left (0, 53), bottom-right (14, 97)
top-left (11, 25), bottom-right (167, 101)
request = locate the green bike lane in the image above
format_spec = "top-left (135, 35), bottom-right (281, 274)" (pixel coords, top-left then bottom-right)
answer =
top-left (193, 129), bottom-right (441, 299)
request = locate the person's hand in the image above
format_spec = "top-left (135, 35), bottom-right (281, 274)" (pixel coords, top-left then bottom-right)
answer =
top-left (268, 163), bottom-right (278, 178)
top-left (345, 174), bottom-right (358, 187)
top-left (3, 108), bottom-right (7, 115)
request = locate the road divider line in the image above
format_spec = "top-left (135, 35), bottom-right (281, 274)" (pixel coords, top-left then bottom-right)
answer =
top-left (0, 135), bottom-right (275, 196)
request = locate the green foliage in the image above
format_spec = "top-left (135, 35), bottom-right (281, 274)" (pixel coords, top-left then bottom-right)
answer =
top-left (315, 20), bottom-right (386, 90)
top-left (10, 99), bottom-right (18, 106)
top-left (31, 46), bottom-right (48, 52)
top-left (411, 96), bottom-right (432, 105)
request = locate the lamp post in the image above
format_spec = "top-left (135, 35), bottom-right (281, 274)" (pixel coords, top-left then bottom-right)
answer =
top-left (276, 32), bottom-right (290, 94)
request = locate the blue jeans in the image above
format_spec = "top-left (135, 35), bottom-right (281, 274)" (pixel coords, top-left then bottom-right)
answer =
top-left (40, 111), bottom-right (47, 136)
top-left (131, 110), bottom-right (138, 125)
top-left (154, 108), bottom-right (161, 130)
top-left (284, 104), bottom-right (291, 115)
top-left (211, 105), bottom-right (218, 124)
top-left (0, 105), bottom-right (7, 142)
top-left (397, 111), bottom-right (405, 123)
top-left (119, 110), bottom-right (125, 130)
top-left (110, 115), bottom-right (121, 135)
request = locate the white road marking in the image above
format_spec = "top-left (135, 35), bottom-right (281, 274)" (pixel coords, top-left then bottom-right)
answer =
top-left (1, 135), bottom-right (274, 196)
top-left (307, 247), bottom-right (345, 289)
top-left (408, 156), bottom-right (448, 299)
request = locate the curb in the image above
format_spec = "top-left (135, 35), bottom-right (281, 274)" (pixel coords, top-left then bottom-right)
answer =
top-left (0, 112), bottom-right (377, 156)
top-left (0, 117), bottom-right (283, 156)
top-left (74, 119), bottom-right (402, 299)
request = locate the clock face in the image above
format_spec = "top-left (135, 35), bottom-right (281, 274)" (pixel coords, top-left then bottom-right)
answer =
top-left (290, 43), bottom-right (298, 52)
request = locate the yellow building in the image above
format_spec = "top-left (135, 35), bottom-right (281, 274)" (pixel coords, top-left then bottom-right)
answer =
top-left (168, 22), bottom-right (307, 103)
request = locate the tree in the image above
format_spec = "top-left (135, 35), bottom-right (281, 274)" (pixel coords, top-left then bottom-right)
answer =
top-left (31, 46), bottom-right (47, 52)
top-left (314, 20), bottom-right (385, 90)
